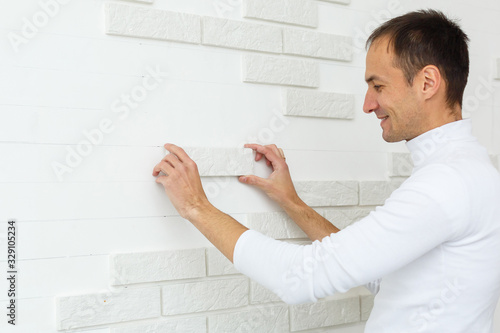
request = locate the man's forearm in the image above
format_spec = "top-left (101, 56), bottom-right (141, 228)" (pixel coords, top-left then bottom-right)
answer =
top-left (282, 197), bottom-right (340, 241)
top-left (188, 203), bottom-right (248, 263)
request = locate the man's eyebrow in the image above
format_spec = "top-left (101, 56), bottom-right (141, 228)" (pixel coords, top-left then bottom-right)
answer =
top-left (365, 75), bottom-right (384, 83)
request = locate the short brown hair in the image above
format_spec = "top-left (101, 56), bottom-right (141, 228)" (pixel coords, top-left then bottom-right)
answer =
top-left (366, 10), bottom-right (469, 109)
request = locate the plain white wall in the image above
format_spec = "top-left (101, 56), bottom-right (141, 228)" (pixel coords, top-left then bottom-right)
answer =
top-left (0, 0), bottom-right (499, 332)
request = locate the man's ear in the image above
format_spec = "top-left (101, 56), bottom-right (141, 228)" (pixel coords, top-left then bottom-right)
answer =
top-left (420, 65), bottom-right (442, 100)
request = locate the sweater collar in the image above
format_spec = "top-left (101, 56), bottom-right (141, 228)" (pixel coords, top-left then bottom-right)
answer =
top-left (405, 119), bottom-right (472, 168)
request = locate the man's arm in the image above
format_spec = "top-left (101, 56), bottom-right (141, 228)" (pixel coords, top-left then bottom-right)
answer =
top-left (239, 144), bottom-right (339, 241)
top-left (152, 143), bottom-right (339, 262)
top-left (152, 144), bottom-right (247, 262)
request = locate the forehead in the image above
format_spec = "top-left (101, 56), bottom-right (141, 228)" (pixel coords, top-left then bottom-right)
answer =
top-left (365, 37), bottom-right (401, 82)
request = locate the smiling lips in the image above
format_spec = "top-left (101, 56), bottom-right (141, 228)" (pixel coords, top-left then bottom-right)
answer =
top-left (377, 115), bottom-right (389, 126)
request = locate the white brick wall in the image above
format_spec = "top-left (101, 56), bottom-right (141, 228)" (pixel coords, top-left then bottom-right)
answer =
top-left (283, 28), bottom-right (352, 61)
top-left (490, 154), bottom-right (499, 170)
top-left (207, 247), bottom-right (240, 276)
top-left (389, 152), bottom-right (413, 176)
top-left (8, 0), bottom-right (498, 331)
top-left (496, 58), bottom-right (500, 79)
top-left (104, 2), bottom-right (201, 44)
top-left (110, 248), bottom-right (206, 285)
top-left (162, 278), bottom-right (249, 315)
top-left (319, 0), bottom-right (351, 4)
top-left (360, 179), bottom-right (407, 206)
top-left (202, 17), bottom-right (282, 54)
top-left (295, 180), bottom-right (359, 206)
top-left (282, 88), bottom-right (355, 119)
top-left (318, 207), bottom-right (373, 229)
top-left (246, 211), bottom-right (307, 238)
top-left (361, 294), bottom-right (375, 321)
top-left (122, 0), bottom-right (154, 3)
top-left (250, 280), bottom-right (283, 304)
top-left (183, 147), bottom-right (254, 176)
top-left (290, 296), bottom-right (360, 331)
top-left (208, 305), bottom-right (289, 332)
top-left (359, 181), bottom-right (392, 206)
top-left (56, 288), bottom-right (161, 330)
top-left (242, 54), bottom-right (320, 88)
top-left (242, 0), bottom-right (318, 28)
top-left (111, 317), bottom-right (207, 333)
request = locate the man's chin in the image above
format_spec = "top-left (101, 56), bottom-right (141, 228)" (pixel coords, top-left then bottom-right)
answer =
top-left (382, 131), bottom-right (403, 143)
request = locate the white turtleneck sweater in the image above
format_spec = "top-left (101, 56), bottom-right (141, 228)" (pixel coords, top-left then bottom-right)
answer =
top-left (234, 119), bottom-right (500, 332)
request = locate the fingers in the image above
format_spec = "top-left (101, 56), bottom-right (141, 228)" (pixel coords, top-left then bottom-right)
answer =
top-left (238, 175), bottom-right (268, 188)
top-left (164, 143), bottom-right (190, 163)
top-left (244, 143), bottom-right (286, 167)
top-left (278, 148), bottom-right (285, 159)
top-left (152, 153), bottom-right (178, 176)
top-left (155, 174), bottom-right (168, 185)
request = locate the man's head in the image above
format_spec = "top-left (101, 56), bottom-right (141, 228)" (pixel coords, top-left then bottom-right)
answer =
top-left (363, 10), bottom-right (470, 142)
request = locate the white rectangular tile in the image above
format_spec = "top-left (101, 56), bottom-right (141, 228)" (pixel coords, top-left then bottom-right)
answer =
top-left (242, 0), bottom-right (317, 28)
top-left (202, 16), bottom-right (282, 53)
top-left (242, 54), bottom-right (319, 88)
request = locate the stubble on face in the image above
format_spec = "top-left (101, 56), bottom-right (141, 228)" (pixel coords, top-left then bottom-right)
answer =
top-left (365, 38), bottom-right (424, 143)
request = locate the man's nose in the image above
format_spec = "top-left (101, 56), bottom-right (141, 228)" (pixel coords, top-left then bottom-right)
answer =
top-left (363, 90), bottom-right (378, 114)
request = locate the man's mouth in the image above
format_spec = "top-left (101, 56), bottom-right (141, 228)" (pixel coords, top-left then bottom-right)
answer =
top-left (378, 116), bottom-right (389, 126)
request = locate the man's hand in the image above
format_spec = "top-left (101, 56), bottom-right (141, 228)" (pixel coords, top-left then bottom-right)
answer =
top-left (240, 143), bottom-right (339, 241)
top-left (239, 144), bottom-right (302, 210)
top-left (152, 143), bottom-right (248, 262)
top-left (152, 143), bottom-right (211, 220)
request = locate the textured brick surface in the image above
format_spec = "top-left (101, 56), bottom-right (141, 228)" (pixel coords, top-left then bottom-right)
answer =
top-left (359, 181), bottom-right (392, 206)
top-left (361, 294), bottom-right (375, 321)
top-left (104, 2), bottom-right (201, 44)
top-left (209, 305), bottom-right (288, 332)
top-left (250, 280), bottom-right (282, 304)
top-left (183, 147), bottom-right (254, 176)
top-left (202, 17), bottom-right (282, 53)
top-left (283, 88), bottom-right (354, 119)
top-left (489, 154), bottom-right (499, 170)
top-left (122, 0), bottom-right (153, 3)
top-left (290, 296), bottom-right (360, 331)
top-left (318, 0), bottom-right (351, 4)
top-left (111, 317), bottom-right (206, 333)
top-left (295, 181), bottom-right (358, 206)
top-left (283, 29), bottom-right (352, 61)
top-left (242, 0), bottom-right (318, 28)
top-left (56, 288), bottom-right (160, 330)
top-left (246, 211), bottom-right (306, 239)
top-left (359, 180), bottom-right (405, 206)
top-left (317, 207), bottom-right (373, 229)
top-left (110, 248), bottom-right (205, 285)
top-left (207, 247), bottom-right (239, 276)
top-left (242, 54), bottom-right (319, 88)
top-left (162, 278), bottom-right (249, 315)
top-left (389, 152), bottom-right (413, 176)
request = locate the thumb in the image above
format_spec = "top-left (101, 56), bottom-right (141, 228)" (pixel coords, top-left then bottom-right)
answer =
top-left (239, 175), bottom-right (268, 189)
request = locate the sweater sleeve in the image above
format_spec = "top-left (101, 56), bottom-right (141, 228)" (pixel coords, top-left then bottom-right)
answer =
top-left (233, 165), bottom-right (470, 304)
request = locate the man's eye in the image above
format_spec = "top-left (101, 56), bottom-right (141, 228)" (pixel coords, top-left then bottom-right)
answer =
top-left (374, 85), bottom-right (382, 91)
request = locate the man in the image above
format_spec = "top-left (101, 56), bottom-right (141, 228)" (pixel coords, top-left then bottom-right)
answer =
top-left (152, 10), bottom-right (500, 332)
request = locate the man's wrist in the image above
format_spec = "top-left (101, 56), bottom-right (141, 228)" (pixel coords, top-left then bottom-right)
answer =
top-left (184, 200), bottom-right (216, 224)
top-left (282, 195), bottom-right (308, 217)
